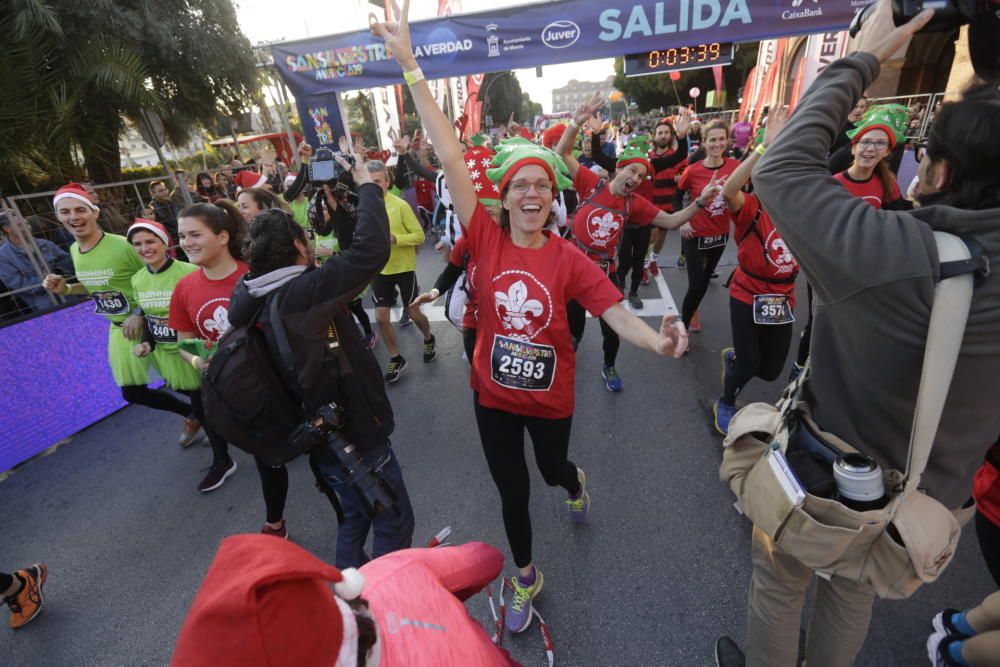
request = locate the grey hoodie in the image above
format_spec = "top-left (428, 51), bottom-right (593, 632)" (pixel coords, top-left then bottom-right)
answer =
top-left (754, 53), bottom-right (1000, 509)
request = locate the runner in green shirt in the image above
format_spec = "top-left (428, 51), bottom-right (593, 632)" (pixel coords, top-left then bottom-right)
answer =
top-left (42, 183), bottom-right (199, 446)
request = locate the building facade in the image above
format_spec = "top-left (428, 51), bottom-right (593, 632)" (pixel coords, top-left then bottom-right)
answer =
top-left (551, 76), bottom-right (617, 114)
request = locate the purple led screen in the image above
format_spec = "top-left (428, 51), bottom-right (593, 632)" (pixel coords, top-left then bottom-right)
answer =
top-left (1, 304), bottom-right (129, 472)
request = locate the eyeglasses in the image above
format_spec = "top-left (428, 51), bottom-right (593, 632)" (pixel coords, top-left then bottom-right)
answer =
top-left (857, 139), bottom-right (890, 150)
top-left (913, 141), bottom-right (929, 163)
top-left (509, 180), bottom-right (553, 195)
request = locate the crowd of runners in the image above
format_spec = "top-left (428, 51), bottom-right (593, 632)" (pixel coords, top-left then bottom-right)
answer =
top-left (2, 1), bottom-right (1000, 665)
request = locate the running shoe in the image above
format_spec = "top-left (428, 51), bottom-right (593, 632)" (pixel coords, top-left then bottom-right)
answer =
top-left (261, 520), bottom-right (288, 540)
top-left (506, 568), bottom-right (544, 634)
top-left (641, 267), bottom-right (651, 285)
top-left (198, 459), bottom-right (237, 493)
top-left (178, 417), bottom-right (201, 448)
top-left (628, 291), bottom-right (643, 310)
top-left (927, 630), bottom-right (964, 667)
top-left (399, 309), bottom-right (413, 327)
top-left (676, 254), bottom-right (686, 269)
top-left (720, 347), bottom-right (736, 391)
top-left (423, 335), bottom-right (437, 363)
top-left (713, 399), bottom-right (737, 436)
top-left (565, 467), bottom-right (590, 524)
top-left (384, 356), bottom-right (407, 383)
top-left (602, 365), bottom-right (623, 392)
top-left (364, 331), bottom-right (378, 351)
top-left (648, 258), bottom-right (660, 277)
top-left (933, 609), bottom-right (975, 639)
top-left (689, 311), bottom-right (702, 333)
top-left (5, 563), bottom-right (46, 629)
top-left (714, 637), bottom-right (746, 667)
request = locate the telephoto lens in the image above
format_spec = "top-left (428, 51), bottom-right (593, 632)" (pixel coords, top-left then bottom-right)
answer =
top-left (833, 454), bottom-right (888, 512)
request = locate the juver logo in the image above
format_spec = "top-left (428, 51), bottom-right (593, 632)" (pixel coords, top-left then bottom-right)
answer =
top-left (541, 20), bottom-right (581, 49)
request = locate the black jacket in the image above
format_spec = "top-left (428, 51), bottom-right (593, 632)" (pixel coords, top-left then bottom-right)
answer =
top-left (229, 183), bottom-right (393, 455)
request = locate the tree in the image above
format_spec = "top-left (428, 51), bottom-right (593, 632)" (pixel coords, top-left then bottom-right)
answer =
top-left (481, 72), bottom-right (524, 128)
top-left (521, 93), bottom-right (543, 127)
top-left (612, 42), bottom-right (760, 113)
top-left (344, 93), bottom-right (380, 148)
top-left (0, 0), bottom-right (258, 193)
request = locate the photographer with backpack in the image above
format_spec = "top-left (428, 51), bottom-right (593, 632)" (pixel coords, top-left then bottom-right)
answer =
top-left (209, 153), bottom-right (415, 569)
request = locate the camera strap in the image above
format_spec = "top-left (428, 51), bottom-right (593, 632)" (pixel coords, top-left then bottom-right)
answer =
top-left (267, 286), bottom-right (309, 412)
top-left (901, 232), bottom-right (978, 492)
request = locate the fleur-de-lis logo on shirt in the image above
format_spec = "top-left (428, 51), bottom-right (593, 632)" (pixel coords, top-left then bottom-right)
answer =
top-left (203, 304), bottom-right (231, 335)
top-left (588, 211), bottom-right (620, 246)
top-left (495, 280), bottom-right (544, 333)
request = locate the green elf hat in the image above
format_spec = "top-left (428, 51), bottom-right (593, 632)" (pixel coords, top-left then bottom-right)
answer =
top-left (487, 137), bottom-right (573, 194)
top-left (846, 103), bottom-right (909, 149)
top-left (616, 137), bottom-right (653, 174)
top-left (468, 133), bottom-right (487, 147)
top-left (753, 126), bottom-right (766, 147)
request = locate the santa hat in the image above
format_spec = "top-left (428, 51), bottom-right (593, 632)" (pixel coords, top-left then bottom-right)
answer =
top-left (464, 145), bottom-right (500, 206)
top-left (541, 124), bottom-right (567, 149)
top-left (846, 104), bottom-right (909, 150)
top-left (616, 137), bottom-right (653, 175)
top-left (127, 219), bottom-right (171, 245)
top-left (53, 183), bottom-right (98, 211)
top-left (234, 170), bottom-right (268, 191)
top-left (488, 137), bottom-right (573, 195)
top-left (172, 534), bottom-right (368, 667)
top-left (284, 174), bottom-right (297, 189)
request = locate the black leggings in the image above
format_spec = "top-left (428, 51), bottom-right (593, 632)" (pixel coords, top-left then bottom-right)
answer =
top-left (474, 394), bottom-right (580, 568)
top-left (349, 297), bottom-right (373, 337)
top-left (681, 237), bottom-right (726, 327)
top-left (617, 225), bottom-right (654, 294)
top-left (567, 271), bottom-right (620, 367)
top-left (0, 572), bottom-right (13, 594)
top-left (120, 384), bottom-right (190, 418)
top-left (976, 510), bottom-right (1000, 587)
top-left (463, 327), bottom-right (477, 365)
top-left (255, 457), bottom-right (289, 524)
top-left (724, 297), bottom-right (794, 405)
top-left (180, 389), bottom-right (230, 467)
top-left (796, 284), bottom-right (815, 366)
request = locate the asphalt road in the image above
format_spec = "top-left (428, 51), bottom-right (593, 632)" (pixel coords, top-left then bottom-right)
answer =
top-left (0, 234), bottom-right (993, 666)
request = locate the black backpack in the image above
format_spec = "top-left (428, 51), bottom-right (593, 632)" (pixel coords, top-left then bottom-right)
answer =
top-left (201, 291), bottom-right (305, 466)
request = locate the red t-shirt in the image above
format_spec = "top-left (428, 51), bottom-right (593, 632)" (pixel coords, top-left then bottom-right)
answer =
top-left (834, 171), bottom-right (901, 209)
top-left (974, 443), bottom-right (1000, 527)
top-left (465, 203), bottom-right (622, 419)
top-left (571, 167), bottom-right (659, 258)
top-left (169, 261), bottom-right (249, 341)
top-left (448, 237), bottom-right (478, 331)
top-left (677, 158), bottom-right (739, 237)
top-left (729, 195), bottom-right (799, 308)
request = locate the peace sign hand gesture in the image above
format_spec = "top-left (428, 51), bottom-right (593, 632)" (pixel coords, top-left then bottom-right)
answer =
top-left (369, 0), bottom-right (417, 70)
top-left (573, 91), bottom-right (606, 128)
top-left (697, 171), bottom-right (723, 206)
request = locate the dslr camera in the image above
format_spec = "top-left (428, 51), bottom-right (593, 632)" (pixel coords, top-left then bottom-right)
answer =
top-left (289, 402), bottom-right (397, 516)
top-left (851, 0), bottom-right (999, 80)
top-left (309, 147), bottom-right (355, 186)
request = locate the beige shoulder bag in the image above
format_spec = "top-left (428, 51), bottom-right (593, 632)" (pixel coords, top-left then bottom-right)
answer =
top-left (720, 232), bottom-right (980, 599)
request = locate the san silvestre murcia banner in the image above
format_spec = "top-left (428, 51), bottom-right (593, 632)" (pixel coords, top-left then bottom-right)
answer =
top-left (271, 0), bottom-right (872, 95)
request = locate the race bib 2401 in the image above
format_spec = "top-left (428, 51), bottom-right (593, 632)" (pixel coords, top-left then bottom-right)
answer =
top-left (145, 315), bottom-right (177, 343)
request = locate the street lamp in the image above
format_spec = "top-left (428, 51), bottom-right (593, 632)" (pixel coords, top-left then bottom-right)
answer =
top-left (478, 71), bottom-right (513, 128)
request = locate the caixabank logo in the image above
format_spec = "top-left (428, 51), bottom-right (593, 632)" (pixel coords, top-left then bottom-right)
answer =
top-left (783, 0), bottom-right (822, 20)
top-left (541, 20), bottom-right (581, 49)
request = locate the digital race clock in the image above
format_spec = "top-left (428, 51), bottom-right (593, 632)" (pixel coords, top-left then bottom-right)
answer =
top-left (624, 42), bottom-right (734, 78)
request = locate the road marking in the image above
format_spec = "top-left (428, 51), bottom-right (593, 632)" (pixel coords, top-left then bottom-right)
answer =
top-left (366, 264), bottom-right (679, 323)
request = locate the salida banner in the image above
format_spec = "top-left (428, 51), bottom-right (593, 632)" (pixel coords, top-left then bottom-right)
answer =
top-left (271, 0), bottom-right (870, 96)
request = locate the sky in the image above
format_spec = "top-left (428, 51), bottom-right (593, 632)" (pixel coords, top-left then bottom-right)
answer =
top-left (233, 0), bottom-right (617, 114)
